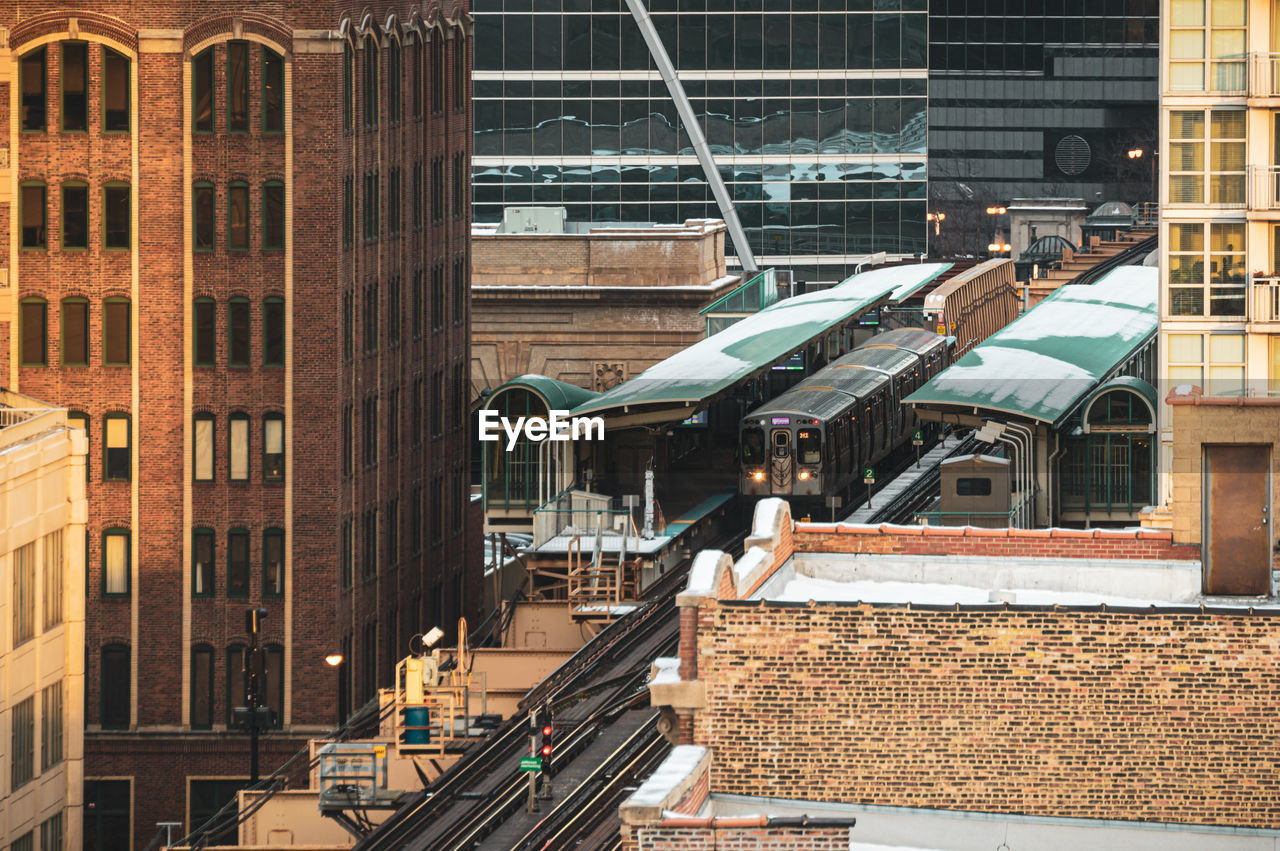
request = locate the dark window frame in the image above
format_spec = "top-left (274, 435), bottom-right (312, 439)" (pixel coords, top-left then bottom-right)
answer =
top-left (228, 296), bottom-right (251, 366)
top-left (103, 182), bottom-right (131, 250)
top-left (19, 296), bottom-right (47, 366)
top-left (193, 526), bottom-right (215, 598)
top-left (190, 643), bottom-right (215, 729)
top-left (101, 643), bottom-right (131, 727)
top-left (193, 47), bottom-right (215, 133)
top-left (226, 40), bottom-right (250, 133)
top-left (103, 413), bottom-right (130, 482)
top-left (263, 412), bottom-right (284, 482)
top-left (263, 526), bottom-right (284, 597)
top-left (101, 527), bottom-right (131, 597)
top-left (60, 41), bottom-right (89, 132)
top-left (263, 296), bottom-right (284, 366)
top-left (20, 47), bottom-right (47, 132)
top-left (194, 296), bottom-right (217, 365)
top-left (193, 412), bottom-right (216, 483)
top-left (103, 296), bottom-right (131, 365)
top-left (262, 181), bottom-right (285, 250)
top-left (20, 181), bottom-right (47, 249)
top-left (262, 47), bottom-right (284, 133)
top-left (227, 181), bottom-right (249, 250)
top-left (229, 411), bottom-right (250, 481)
top-left (227, 527), bottom-right (250, 598)
top-left (61, 181), bottom-right (89, 250)
top-left (194, 181), bottom-right (216, 251)
top-left (102, 46), bottom-right (131, 133)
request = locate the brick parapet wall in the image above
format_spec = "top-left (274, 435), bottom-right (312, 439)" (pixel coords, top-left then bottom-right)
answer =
top-left (692, 602), bottom-right (1280, 826)
top-left (631, 827), bottom-right (849, 851)
top-left (794, 523), bottom-right (1200, 562)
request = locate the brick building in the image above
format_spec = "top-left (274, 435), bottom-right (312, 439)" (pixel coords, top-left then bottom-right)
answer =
top-left (0, 3), bottom-right (474, 846)
top-left (630, 500), bottom-right (1280, 846)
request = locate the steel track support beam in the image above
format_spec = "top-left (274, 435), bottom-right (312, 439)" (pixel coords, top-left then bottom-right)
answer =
top-left (622, 0), bottom-right (758, 272)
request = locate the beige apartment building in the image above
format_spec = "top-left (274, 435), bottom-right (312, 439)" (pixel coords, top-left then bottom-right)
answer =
top-left (0, 393), bottom-right (87, 850)
top-left (1160, 0), bottom-right (1280, 593)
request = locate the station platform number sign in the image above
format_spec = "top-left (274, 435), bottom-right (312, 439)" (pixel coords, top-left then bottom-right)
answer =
top-left (912, 429), bottom-right (924, 446)
top-left (863, 467), bottom-right (875, 484)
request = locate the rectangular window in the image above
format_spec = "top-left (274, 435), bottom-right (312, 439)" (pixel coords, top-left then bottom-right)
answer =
top-left (411, 378), bottom-right (423, 446)
top-left (364, 282), bottom-right (379, 353)
top-left (195, 297), bottom-right (216, 365)
top-left (389, 275), bottom-right (401, 344)
top-left (431, 371), bottom-right (443, 436)
top-left (194, 415), bottom-right (215, 481)
top-left (388, 388), bottom-right (400, 458)
top-left (265, 645), bottom-right (284, 726)
top-left (363, 395), bottom-right (377, 466)
top-left (263, 49), bottom-right (284, 133)
top-left (13, 540), bottom-right (35, 646)
top-left (412, 37), bottom-right (422, 117)
top-left (230, 416), bottom-right (249, 480)
top-left (364, 39), bottom-right (379, 127)
top-left (103, 48), bottom-right (130, 132)
top-left (228, 183), bottom-right (248, 249)
top-left (21, 47), bottom-right (46, 131)
top-left (389, 43), bottom-right (401, 123)
top-left (343, 44), bottom-right (354, 131)
top-left (410, 484), bottom-right (422, 554)
top-left (340, 517), bottom-right (352, 588)
top-left (226, 646), bottom-right (246, 722)
top-left (41, 681), bottom-right (63, 770)
top-left (454, 38), bottom-right (465, 111)
top-left (1209, 222), bottom-right (1245, 316)
top-left (263, 415), bottom-right (284, 481)
top-left (264, 528), bottom-right (284, 596)
top-left (263, 182), bottom-right (285, 250)
top-left (1208, 332), bottom-right (1246, 395)
top-left (22, 183), bottom-right (46, 248)
top-left (11, 695), bottom-right (34, 789)
top-left (432, 35), bottom-right (445, 113)
top-left (84, 780), bottom-right (130, 847)
top-left (42, 530), bottom-right (63, 630)
top-left (104, 298), bottom-right (130, 364)
top-left (227, 41), bottom-right (249, 131)
top-left (453, 362), bottom-right (465, 429)
top-left (1209, 110), bottom-right (1245, 204)
top-left (453, 152), bottom-right (465, 219)
top-left (191, 645), bottom-right (213, 728)
top-left (1169, 0), bottom-right (1246, 92)
top-left (193, 48), bottom-right (214, 132)
top-left (431, 476), bottom-right (444, 542)
top-left (39, 812), bottom-right (63, 851)
top-left (412, 269), bottom-right (423, 338)
top-left (20, 299), bottom-right (47, 366)
top-left (194, 182), bottom-right (215, 250)
top-left (343, 175), bottom-right (354, 247)
top-left (104, 184), bottom-right (130, 249)
top-left (105, 416), bottom-right (130, 481)
top-left (432, 265), bottom-right (444, 331)
top-left (263, 297), bottom-right (284, 365)
top-left (453, 259), bottom-right (465, 323)
top-left (193, 527), bottom-right (214, 597)
top-left (431, 158), bottom-right (445, 222)
top-left (62, 42), bottom-right (88, 131)
top-left (342, 291), bottom-right (354, 360)
top-left (389, 167), bottom-right (401, 233)
top-left (190, 779), bottom-right (247, 843)
top-left (62, 183), bottom-right (88, 248)
top-left (413, 162), bottom-right (423, 230)
top-left (61, 298), bottom-right (88, 365)
top-left (228, 530), bottom-right (249, 597)
top-left (342, 405), bottom-right (353, 477)
top-left (69, 412), bottom-right (88, 481)
top-left (229, 298), bottom-right (250, 365)
top-left (103, 530), bottom-right (129, 596)
top-left (364, 509), bottom-right (377, 577)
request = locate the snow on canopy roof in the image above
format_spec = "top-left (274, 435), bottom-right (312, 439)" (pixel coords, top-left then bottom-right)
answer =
top-left (905, 265), bottom-right (1157, 427)
top-left (487, 374), bottom-right (601, 412)
top-left (569, 263), bottom-right (952, 417)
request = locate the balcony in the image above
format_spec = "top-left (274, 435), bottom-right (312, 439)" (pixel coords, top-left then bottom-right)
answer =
top-left (1247, 165), bottom-right (1280, 214)
top-left (1249, 52), bottom-right (1280, 99)
top-left (1250, 275), bottom-right (1280, 324)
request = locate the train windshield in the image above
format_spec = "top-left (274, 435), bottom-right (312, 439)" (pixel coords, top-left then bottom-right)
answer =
top-left (797, 429), bottom-right (821, 465)
top-left (742, 427), bottom-right (764, 464)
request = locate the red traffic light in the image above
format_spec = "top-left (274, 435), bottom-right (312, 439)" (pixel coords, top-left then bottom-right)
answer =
top-left (541, 724), bottom-right (552, 737)
top-left (540, 744), bottom-right (552, 757)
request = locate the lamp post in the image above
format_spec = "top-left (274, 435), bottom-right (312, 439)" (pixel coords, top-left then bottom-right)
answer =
top-left (325, 652), bottom-right (347, 728)
top-left (1128, 148), bottom-right (1156, 206)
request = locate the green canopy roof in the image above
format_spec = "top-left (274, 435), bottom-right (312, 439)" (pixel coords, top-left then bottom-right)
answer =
top-left (905, 265), bottom-right (1158, 427)
top-left (489, 374), bottom-right (601, 411)
top-left (570, 263), bottom-right (952, 420)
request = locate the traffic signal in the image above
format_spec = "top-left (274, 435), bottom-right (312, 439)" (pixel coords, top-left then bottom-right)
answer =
top-left (539, 718), bottom-right (554, 773)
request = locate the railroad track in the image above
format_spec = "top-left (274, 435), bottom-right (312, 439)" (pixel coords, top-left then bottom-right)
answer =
top-left (356, 526), bottom-right (747, 850)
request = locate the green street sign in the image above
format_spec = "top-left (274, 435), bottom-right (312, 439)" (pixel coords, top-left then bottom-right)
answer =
top-left (863, 466), bottom-right (875, 484)
top-left (520, 757), bottom-right (542, 772)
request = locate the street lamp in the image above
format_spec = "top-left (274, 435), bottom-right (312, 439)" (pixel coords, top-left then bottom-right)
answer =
top-left (985, 206), bottom-right (1007, 215)
top-left (325, 651), bottom-right (347, 727)
top-left (987, 242), bottom-right (1012, 254)
top-left (925, 211), bottom-right (946, 258)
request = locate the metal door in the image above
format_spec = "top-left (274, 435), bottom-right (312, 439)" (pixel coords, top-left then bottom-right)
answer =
top-left (770, 429), bottom-right (793, 493)
top-left (1204, 445), bottom-right (1272, 595)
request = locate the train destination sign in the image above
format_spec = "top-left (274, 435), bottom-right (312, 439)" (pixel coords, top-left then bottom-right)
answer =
top-left (771, 417), bottom-right (790, 425)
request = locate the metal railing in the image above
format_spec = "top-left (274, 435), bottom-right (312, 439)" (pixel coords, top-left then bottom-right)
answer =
top-left (1250, 52), bottom-right (1280, 97)
top-left (1248, 165), bottom-right (1280, 210)
top-left (1251, 276), bottom-right (1280, 322)
top-left (0, 407), bottom-right (57, 429)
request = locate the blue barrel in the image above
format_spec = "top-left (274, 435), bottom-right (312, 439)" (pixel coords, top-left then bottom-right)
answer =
top-left (404, 707), bottom-right (430, 744)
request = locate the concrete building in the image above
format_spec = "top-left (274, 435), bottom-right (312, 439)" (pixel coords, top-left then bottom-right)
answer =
top-left (0, 394), bottom-right (86, 851)
top-left (1157, 0), bottom-right (1280, 592)
top-left (0, 4), bottom-right (475, 846)
top-left (471, 215), bottom-right (741, 393)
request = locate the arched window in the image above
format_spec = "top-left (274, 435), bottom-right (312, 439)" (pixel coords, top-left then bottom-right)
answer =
top-left (227, 181), bottom-right (249, 249)
top-left (20, 181), bottom-right (46, 248)
top-left (20, 47), bottom-right (46, 131)
top-left (431, 31), bottom-right (444, 114)
top-left (194, 412), bottom-right (215, 481)
top-left (193, 526), bottom-right (215, 597)
top-left (410, 33), bottom-right (422, 117)
top-left (194, 181), bottom-right (215, 251)
top-left (262, 181), bottom-right (284, 250)
top-left (363, 36), bottom-right (380, 127)
top-left (227, 528), bottom-right (249, 597)
top-left (194, 296), bottom-right (216, 365)
top-left (19, 296), bottom-right (46, 366)
top-left (103, 47), bottom-right (131, 132)
top-left (62, 181), bottom-right (89, 249)
top-left (263, 527), bottom-right (284, 597)
top-left (262, 48), bottom-right (284, 133)
top-left (103, 414), bottom-right (130, 481)
top-left (388, 38), bottom-right (402, 123)
top-left (342, 41), bottom-right (354, 131)
top-left (103, 182), bottom-right (130, 249)
top-left (190, 644), bottom-right (214, 728)
top-left (453, 30), bottom-right (466, 112)
top-left (229, 411), bottom-right (250, 480)
top-left (103, 296), bottom-right (130, 365)
top-left (62, 41), bottom-right (88, 131)
top-left (263, 296), bottom-right (284, 365)
top-left (228, 296), bottom-right (250, 365)
top-left (193, 47), bottom-right (214, 132)
top-left (226, 644), bottom-right (246, 725)
top-left (263, 413), bottom-right (284, 481)
top-left (227, 40), bottom-right (249, 132)
top-left (101, 644), bottom-right (130, 729)
top-left (264, 644), bottom-right (284, 727)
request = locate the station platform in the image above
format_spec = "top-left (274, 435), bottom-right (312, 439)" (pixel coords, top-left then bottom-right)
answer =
top-left (843, 434), bottom-right (964, 524)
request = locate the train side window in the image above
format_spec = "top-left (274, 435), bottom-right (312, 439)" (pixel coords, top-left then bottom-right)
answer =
top-left (742, 427), bottom-right (764, 463)
top-left (956, 477), bottom-right (992, 496)
top-left (797, 429), bottom-right (821, 465)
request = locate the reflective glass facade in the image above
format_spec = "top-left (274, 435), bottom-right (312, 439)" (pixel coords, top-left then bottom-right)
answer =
top-left (929, 0), bottom-right (1159, 207)
top-left (473, 0), bottom-right (929, 282)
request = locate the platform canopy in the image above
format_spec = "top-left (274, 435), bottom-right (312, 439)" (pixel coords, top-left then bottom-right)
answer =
top-left (906, 265), bottom-right (1157, 428)
top-left (568, 262), bottom-right (952, 427)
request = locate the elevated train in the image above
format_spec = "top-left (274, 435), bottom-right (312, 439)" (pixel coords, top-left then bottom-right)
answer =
top-left (739, 328), bottom-right (952, 504)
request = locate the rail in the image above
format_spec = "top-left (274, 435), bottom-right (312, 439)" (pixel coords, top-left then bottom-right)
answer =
top-left (1251, 276), bottom-right (1280, 323)
top-left (1249, 52), bottom-right (1280, 97)
top-left (1069, 234), bottom-right (1156, 288)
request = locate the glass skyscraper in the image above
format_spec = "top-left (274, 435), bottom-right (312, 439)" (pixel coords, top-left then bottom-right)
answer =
top-left (472, 0), bottom-right (928, 283)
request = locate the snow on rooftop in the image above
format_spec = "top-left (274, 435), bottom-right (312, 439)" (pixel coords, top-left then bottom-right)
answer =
top-left (629, 746), bottom-right (708, 807)
top-left (685, 550), bottom-right (726, 597)
top-left (772, 577), bottom-right (1164, 607)
top-left (752, 497), bottom-right (787, 536)
top-left (650, 656), bottom-right (682, 686)
top-left (733, 547), bottom-right (770, 588)
top-left (926, 347), bottom-right (1093, 416)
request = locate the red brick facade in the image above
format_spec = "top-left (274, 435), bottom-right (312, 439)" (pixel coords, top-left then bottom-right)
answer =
top-left (692, 602), bottom-right (1280, 827)
top-left (2, 3), bottom-right (475, 846)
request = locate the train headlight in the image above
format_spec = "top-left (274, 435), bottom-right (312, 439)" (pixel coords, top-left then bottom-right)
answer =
top-left (798, 470), bottom-right (811, 481)
top-left (752, 470), bottom-right (765, 482)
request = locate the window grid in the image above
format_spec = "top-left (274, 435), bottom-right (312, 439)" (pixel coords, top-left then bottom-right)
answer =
top-left (42, 530), bottom-right (63, 631)
top-left (11, 696), bottom-right (34, 790)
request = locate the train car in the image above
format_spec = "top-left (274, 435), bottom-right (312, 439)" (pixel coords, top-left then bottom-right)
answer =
top-left (739, 329), bottom-right (950, 503)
